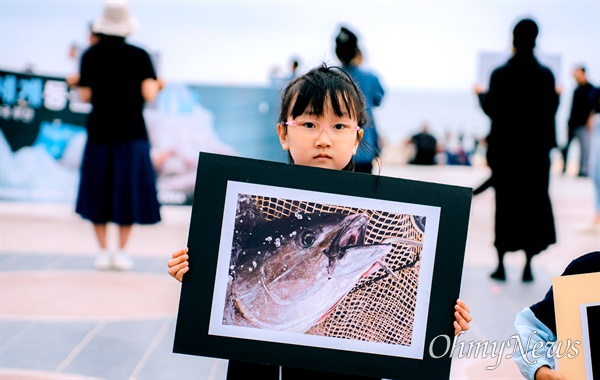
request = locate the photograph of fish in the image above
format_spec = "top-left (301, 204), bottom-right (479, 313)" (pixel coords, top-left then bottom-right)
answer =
top-left (220, 192), bottom-right (429, 347)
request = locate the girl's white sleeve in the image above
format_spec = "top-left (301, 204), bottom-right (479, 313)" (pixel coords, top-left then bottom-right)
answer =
top-left (513, 307), bottom-right (556, 380)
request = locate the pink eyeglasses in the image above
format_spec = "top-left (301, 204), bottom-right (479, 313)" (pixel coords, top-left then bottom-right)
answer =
top-left (282, 119), bottom-right (361, 138)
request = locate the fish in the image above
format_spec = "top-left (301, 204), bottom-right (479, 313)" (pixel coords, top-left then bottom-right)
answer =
top-left (223, 197), bottom-right (393, 333)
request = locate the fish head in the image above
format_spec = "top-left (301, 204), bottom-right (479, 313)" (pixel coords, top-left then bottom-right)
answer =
top-left (234, 212), bottom-right (355, 304)
top-left (229, 210), bottom-right (392, 331)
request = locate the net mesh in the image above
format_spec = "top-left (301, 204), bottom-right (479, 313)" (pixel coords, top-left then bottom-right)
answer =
top-left (251, 195), bottom-right (423, 346)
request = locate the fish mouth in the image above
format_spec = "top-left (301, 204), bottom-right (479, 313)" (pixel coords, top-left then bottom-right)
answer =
top-left (361, 262), bottom-right (381, 278)
top-left (325, 213), bottom-right (368, 263)
top-left (252, 213), bottom-right (372, 308)
top-left (325, 213), bottom-right (393, 279)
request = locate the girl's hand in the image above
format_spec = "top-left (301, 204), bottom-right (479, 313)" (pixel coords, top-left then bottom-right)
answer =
top-left (453, 299), bottom-right (472, 336)
top-left (168, 247), bottom-right (189, 282)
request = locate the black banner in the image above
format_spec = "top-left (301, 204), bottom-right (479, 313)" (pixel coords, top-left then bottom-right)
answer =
top-left (0, 70), bottom-right (89, 152)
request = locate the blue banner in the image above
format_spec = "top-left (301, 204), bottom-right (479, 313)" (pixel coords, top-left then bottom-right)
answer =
top-left (0, 69), bottom-right (283, 205)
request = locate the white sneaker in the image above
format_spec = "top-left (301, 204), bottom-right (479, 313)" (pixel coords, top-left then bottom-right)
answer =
top-left (112, 253), bottom-right (134, 271)
top-left (95, 253), bottom-right (112, 270)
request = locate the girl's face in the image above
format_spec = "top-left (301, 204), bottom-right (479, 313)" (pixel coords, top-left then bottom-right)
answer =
top-left (277, 96), bottom-right (363, 170)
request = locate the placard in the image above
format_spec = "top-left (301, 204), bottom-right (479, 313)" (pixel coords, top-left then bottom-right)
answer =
top-left (173, 152), bottom-right (472, 379)
top-left (553, 272), bottom-right (600, 379)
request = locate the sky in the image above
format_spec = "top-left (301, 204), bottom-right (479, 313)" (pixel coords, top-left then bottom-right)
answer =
top-left (1, 0), bottom-right (599, 92)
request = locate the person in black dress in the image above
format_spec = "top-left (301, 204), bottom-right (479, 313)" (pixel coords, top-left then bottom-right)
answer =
top-left (75, 0), bottom-right (164, 270)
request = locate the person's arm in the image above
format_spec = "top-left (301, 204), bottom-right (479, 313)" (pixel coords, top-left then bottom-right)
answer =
top-left (168, 247), bottom-right (189, 282)
top-left (371, 74), bottom-right (385, 107)
top-left (141, 77), bottom-right (164, 102)
top-left (474, 84), bottom-right (487, 105)
top-left (513, 307), bottom-right (564, 380)
top-left (66, 73), bottom-right (80, 87)
top-left (475, 68), bottom-right (502, 118)
top-left (77, 87), bottom-right (92, 103)
top-left (587, 110), bottom-right (595, 131)
top-left (77, 48), bottom-right (93, 103)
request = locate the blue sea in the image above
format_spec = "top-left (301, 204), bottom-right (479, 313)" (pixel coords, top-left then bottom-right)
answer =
top-left (374, 88), bottom-right (571, 151)
top-left (154, 84), bottom-right (572, 162)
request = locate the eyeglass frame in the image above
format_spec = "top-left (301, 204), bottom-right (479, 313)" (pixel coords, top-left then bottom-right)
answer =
top-left (281, 119), bottom-right (362, 136)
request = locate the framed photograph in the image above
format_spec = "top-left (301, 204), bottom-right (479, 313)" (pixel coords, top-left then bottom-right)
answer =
top-left (173, 152), bottom-right (472, 379)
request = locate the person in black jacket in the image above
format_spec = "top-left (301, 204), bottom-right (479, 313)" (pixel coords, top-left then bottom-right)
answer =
top-left (562, 65), bottom-right (595, 177)
top-left (475, 18), bottom-right (560, 282)
top-left (406, 123), bottom-right (438, 165)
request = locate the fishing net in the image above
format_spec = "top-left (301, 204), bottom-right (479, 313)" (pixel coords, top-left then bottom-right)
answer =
top-left (250, 195), bottom-right (423, 346)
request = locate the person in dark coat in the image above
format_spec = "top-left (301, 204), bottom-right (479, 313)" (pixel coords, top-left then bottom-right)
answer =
top-left (475, 18), bottom-right (560, 282)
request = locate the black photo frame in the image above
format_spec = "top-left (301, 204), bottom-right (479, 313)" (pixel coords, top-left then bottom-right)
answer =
top-left (173, 152), bottom-right (472, 379)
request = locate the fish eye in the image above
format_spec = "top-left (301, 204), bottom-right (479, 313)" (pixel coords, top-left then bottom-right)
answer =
top-left (299, 230), bottom-right (315, 248)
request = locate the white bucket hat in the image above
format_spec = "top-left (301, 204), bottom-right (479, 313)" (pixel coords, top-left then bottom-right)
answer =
top-left (92, 0), bottom-right (138, 37)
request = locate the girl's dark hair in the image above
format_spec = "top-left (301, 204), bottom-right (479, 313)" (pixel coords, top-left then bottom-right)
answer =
top-left (278, 64), bottom-right (368, 171)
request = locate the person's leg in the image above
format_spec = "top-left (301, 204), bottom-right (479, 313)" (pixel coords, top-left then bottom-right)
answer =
top-left (490, 249), bottom-right (507, 281)
top-left (575, 126), bottom-right (592, 176)
top-left (591, 117), bottom-right (600, 225)
top-left (118, 224), bottom-right (132, 249)
top-left (93, 223), bottom-right (111, 270)
top-left (595, 165), bottom-right (600, 225)
top-left (594, 191), bottom-right (600, 225)
top-left (522, 249), bottom-right (539, 282)
top-left (112, 224), bottom-right (134, 271)
top-left (93, 223), bottom-right (108, 249)
top-left (562, 131), bottom-right (574, 173)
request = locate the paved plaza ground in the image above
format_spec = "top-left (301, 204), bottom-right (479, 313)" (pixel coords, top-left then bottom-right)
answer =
top-left (1, 162), bottom-right (598, 379)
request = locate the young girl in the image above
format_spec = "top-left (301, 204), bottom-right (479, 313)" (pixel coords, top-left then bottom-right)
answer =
top-left (168, 64), bottom-right (472, 379)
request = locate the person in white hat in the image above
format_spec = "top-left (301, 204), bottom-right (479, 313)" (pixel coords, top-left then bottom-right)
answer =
top-left (75, 0), bottom-right (164, 271)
